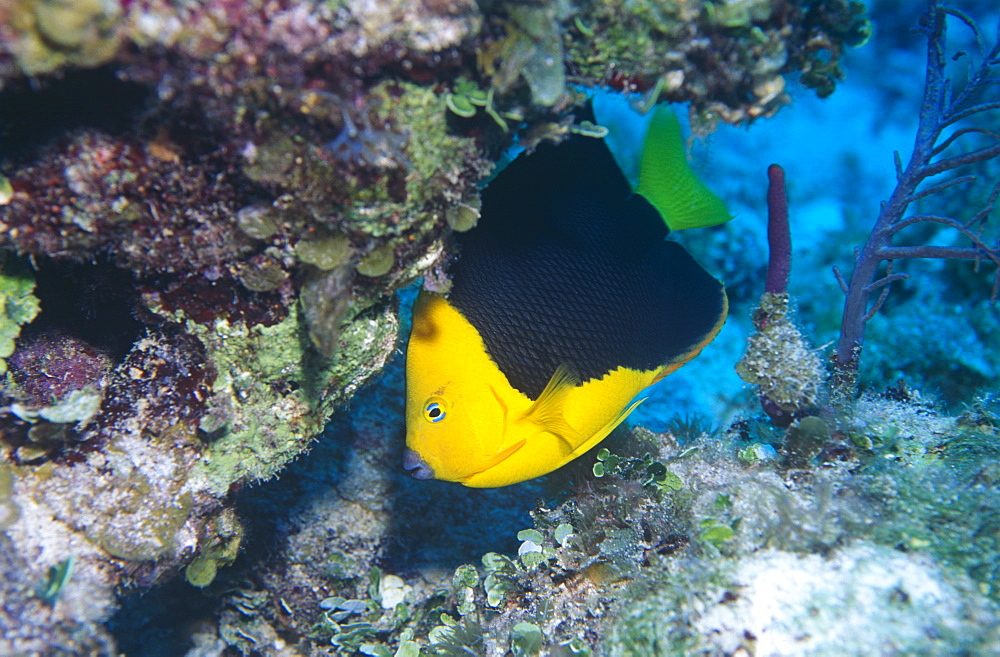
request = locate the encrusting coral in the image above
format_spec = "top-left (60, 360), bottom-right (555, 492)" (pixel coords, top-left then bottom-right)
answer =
top-left (736, 292), bottom-right (824, 421)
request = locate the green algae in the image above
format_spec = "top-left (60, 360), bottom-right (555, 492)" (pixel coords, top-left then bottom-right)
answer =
top-left (444, 78), bottom-right (517, 131)
top-left (0, 464), bottom-right (19, 529)
top-left (356, 243), bottom-right (396, 277)
top-left (705, 0), bottom-right (775, 28)
top-left (35, 387), bottom-right (104, 424)
top-left (235, 204), bottom-right (281, 240)
top-left (0, 175), bottom-right (12, 204)
top-left (445, 202), bottom-right (480, 232)
top-left (510, 621), bottom-right (544, 656)
top-left (39, 556), bottom-right (73, 605)
top-left (184, 554), bottom-right (219, 589)
top-left (0, 255), bottom-right (41, 376)
top-left (185, 508), bottom-right (243, 588)
top-left (296, 231), bottom-right (352, 271)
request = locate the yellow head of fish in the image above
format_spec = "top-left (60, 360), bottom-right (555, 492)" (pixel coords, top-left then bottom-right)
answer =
top-left (404, 291), bottom-right (652, 488)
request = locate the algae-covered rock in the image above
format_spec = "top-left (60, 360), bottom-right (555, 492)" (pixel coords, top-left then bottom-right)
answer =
top-left (286, 390), bottom-right (998, 656)
top-left (177, 297), bottom-right (400, 494)
top-left (0, 531), bottom-right (116, 655)
top-left (9, 0), bottom-right (123, 76)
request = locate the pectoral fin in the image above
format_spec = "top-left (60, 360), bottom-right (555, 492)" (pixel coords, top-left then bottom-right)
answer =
top-left (467, 438), bottom-right (527, 479)
top-left (523, 364), bottom-right (585, 449)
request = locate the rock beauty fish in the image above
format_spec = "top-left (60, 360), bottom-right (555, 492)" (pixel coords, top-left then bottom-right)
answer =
top-left (403, 100), bottom-right (730, 488)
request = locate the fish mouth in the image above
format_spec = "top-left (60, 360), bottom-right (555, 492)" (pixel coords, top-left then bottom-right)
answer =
top-left (402, 448), bottom-right (435, 480)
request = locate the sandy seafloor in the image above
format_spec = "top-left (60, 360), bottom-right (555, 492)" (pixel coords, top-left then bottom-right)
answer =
top-left (44, 0), bottom-right (999, 653)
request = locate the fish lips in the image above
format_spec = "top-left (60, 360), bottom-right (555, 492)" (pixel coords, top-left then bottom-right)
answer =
top-left (402, 447), bottom-right (435, 480)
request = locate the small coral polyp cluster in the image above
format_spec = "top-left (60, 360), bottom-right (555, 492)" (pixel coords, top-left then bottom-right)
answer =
top-left (0, 0), bottom-right (871, 653)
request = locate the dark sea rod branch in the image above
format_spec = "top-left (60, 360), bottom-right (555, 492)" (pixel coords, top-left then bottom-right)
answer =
top-left (832, 0), bottom-right (1000, 392)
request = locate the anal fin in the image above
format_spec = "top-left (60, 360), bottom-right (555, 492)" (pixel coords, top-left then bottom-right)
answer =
top-left (568, 397), bottom-right (646, 459)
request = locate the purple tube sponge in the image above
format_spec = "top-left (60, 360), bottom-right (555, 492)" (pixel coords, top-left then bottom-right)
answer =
top-left (736, 165), bottom-right (824, 426)
top-left (765, 164), bottom-right (791, 296)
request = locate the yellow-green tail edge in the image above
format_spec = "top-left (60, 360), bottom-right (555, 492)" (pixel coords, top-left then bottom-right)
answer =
top-left (635, 107), bottom-right (732, 231)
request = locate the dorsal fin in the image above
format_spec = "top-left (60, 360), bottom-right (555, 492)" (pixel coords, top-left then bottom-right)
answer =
top-left (634, 106), bottom-right (732, 231)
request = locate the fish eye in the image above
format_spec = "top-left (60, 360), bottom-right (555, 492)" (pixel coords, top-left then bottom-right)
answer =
top-left (423, 398), bottom-right (447, 423)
